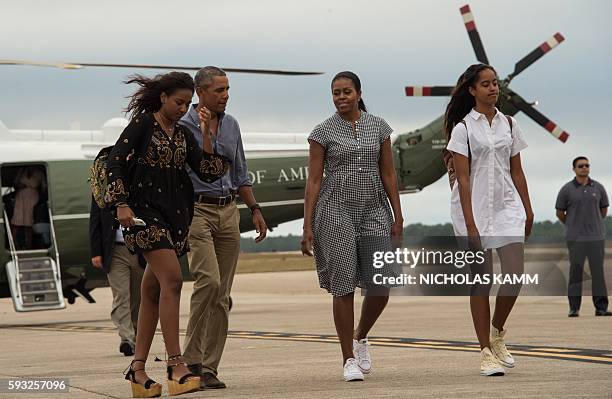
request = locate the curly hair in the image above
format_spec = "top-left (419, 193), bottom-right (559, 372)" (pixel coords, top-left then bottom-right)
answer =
top-left (124, 71), bottom-right (194, 119)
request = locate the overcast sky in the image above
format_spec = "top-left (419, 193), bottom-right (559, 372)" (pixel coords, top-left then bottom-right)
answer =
top-left (1, 0), bottom-right (610, 236)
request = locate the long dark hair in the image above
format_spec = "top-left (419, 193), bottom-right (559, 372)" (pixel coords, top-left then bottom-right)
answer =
top-left (443, 63), bottom-right (497, 140)
top-left (124, 72), bottom-right (194, 119)
top-left (331, 71), bottom-right (367, 112)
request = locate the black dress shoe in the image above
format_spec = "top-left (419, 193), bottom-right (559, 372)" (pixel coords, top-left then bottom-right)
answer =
top-left (568, 309), bottom-right (579, 317)
top-left (201, 372), bottom-right (226, 389)
top-left (119, 341), bottom-right (134, 356)
top-left (187, 363), bottom-right (202, 376)
top-left (595, 310), bottom-right (612, 316)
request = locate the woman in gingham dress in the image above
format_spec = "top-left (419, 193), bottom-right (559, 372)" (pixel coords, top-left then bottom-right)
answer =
top-left (302, 71), bottom-right (403, 381)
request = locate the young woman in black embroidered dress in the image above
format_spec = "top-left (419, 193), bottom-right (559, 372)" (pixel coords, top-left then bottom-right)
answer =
top-left (106, 72), bottom-right (228, 397)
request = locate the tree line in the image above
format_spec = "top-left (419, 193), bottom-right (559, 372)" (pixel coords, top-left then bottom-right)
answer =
top-left (240, 217), bottom-right (612, 253)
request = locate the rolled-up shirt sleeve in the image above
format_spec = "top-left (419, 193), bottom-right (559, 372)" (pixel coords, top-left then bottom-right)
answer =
top-left (184, 127), bottom-right (230, 183)
top-left (446, 123), bottom-right (469, 157)
top-left (509, 117), bottom-right (528, 157)
top-left (233, 133), bottom-right (252, 188)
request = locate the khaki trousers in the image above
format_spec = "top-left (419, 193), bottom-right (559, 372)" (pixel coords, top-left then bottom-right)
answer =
top-left (106, 244), bottom-right (144, 345)
top-left (184, 202), bottom-right (240, 374)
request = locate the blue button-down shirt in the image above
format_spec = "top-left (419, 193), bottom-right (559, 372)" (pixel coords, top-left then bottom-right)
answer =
top-left (179, 104), bottom-right (251, 196)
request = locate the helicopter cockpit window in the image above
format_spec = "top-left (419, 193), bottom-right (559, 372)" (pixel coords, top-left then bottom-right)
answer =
top-left (1, 164), bottom-right (50, 250)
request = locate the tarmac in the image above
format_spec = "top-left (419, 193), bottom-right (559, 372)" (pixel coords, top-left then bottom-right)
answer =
top-left (1, 268), bottom-right (611, 398)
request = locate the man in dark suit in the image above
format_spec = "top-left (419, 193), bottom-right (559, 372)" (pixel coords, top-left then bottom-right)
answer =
top-left (89, 146), bottom-right (144, 356)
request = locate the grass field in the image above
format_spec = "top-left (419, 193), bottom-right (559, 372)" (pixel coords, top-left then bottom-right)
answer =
top-left (236, 241), bottom-right (612, 274)
top-left (236, 251), bottom-right (316, 274)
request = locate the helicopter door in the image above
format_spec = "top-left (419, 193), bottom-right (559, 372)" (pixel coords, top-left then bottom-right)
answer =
top-left (1, 164), bottom-right (65, 312)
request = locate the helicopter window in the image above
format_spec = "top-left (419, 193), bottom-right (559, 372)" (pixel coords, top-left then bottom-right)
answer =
top-left (406, 135), bottom-right (422, 147)
top-left (1, 164), bottom-right (50, 250)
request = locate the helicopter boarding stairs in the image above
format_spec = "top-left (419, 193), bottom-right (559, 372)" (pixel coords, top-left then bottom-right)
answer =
top-left (4, 208), bottom-right (65, 312)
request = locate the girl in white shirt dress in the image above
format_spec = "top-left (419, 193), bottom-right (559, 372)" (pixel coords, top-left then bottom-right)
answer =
top-left (445, 64), bottom-right (534, 376)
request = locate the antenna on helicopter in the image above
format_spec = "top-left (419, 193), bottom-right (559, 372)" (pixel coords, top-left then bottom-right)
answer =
top-left (404, 4), bottom-right (569, 143)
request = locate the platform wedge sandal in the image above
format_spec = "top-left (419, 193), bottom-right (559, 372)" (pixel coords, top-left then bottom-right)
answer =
top-left (124, 359), bottom-right (162, 398)
top-left (166, 354), bottom-right (200, 396)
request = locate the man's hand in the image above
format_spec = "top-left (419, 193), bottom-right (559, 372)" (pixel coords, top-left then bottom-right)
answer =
top-left (91, 256), bottom-right (103, 269)
top-left (253, 210), bottom-right (267, 243)
top-left (198, 106), bottom-right (212, 135)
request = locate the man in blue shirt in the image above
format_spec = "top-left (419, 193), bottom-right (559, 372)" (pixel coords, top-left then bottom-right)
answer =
top-left (556, 156), bottom-right (611, 317)
top-left (180, 66), bottom-right (267, 389)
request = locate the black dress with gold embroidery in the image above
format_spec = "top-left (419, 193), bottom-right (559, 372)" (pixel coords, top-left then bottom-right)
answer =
top-left (105, 113), bottom-right (228, 257)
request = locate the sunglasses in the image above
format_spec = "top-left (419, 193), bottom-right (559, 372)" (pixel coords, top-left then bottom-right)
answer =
top-left (576, 164), bottom-right (590, 169)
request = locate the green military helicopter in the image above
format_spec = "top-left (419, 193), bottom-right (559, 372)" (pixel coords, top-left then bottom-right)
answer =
top-left (0, 66), bottom-right (322, 313)
top-left (0, 4), bottom-right (569, 312)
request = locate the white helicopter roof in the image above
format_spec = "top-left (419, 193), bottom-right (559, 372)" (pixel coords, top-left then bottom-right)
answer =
top-left (0, 118), bottom-right (397, 162)
top-left (0, 117), bottom-right (311, 162)
top-left (0, 120), bottom-right (8, 137)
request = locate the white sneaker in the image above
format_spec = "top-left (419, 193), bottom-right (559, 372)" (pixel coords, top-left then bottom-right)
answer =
top-left (353, 339), bottom-right (372, 374)
top-left (480, 347), bottom-right (505, 376)
top-left (343, 358), bottom-right (364, 381)
top-left (490, 326), bottom-right (515, 368)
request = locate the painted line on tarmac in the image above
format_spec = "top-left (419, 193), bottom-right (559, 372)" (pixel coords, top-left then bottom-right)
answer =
top-left (4, 323), bottom-right (611, 365)
top-left (227, 331), bottom-right (612, 366)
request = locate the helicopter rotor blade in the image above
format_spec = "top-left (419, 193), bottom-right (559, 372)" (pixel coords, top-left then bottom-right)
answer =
top-left (506, 33), bottom-right (565, 83)
top-left (0, 59), bottom-right (323, 76)
top-left (511, 96), bottom-right (569, 142)
top-left (0, 59), bottom-right (83, 69)
top-left (405, 86), bottom-right (454, 96)
top-left (460, 4), bottom-right (489, 64)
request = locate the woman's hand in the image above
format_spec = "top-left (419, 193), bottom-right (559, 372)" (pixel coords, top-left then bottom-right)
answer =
top-left (301, 227), bottom-right (314, 256)
top-left (392, 219), bottom-right (403, 237)
top-left (391, 219), bottom-right (404, 248)
top-left (467, 224), bottom-right (482, 251)
top-left (91, 256), bottom-right (103, 269)
top-left (525, 211), bottom-right (534, 238)
top-left (117, 206), bottom-right (135, 228)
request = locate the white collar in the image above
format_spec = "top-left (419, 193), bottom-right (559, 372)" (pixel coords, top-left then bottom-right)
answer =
top-left (468, 107), bottom-right (501, 121)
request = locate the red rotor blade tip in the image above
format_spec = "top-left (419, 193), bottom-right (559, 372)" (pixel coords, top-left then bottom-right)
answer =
top-left (460, 5), bottom-right (471, 14)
